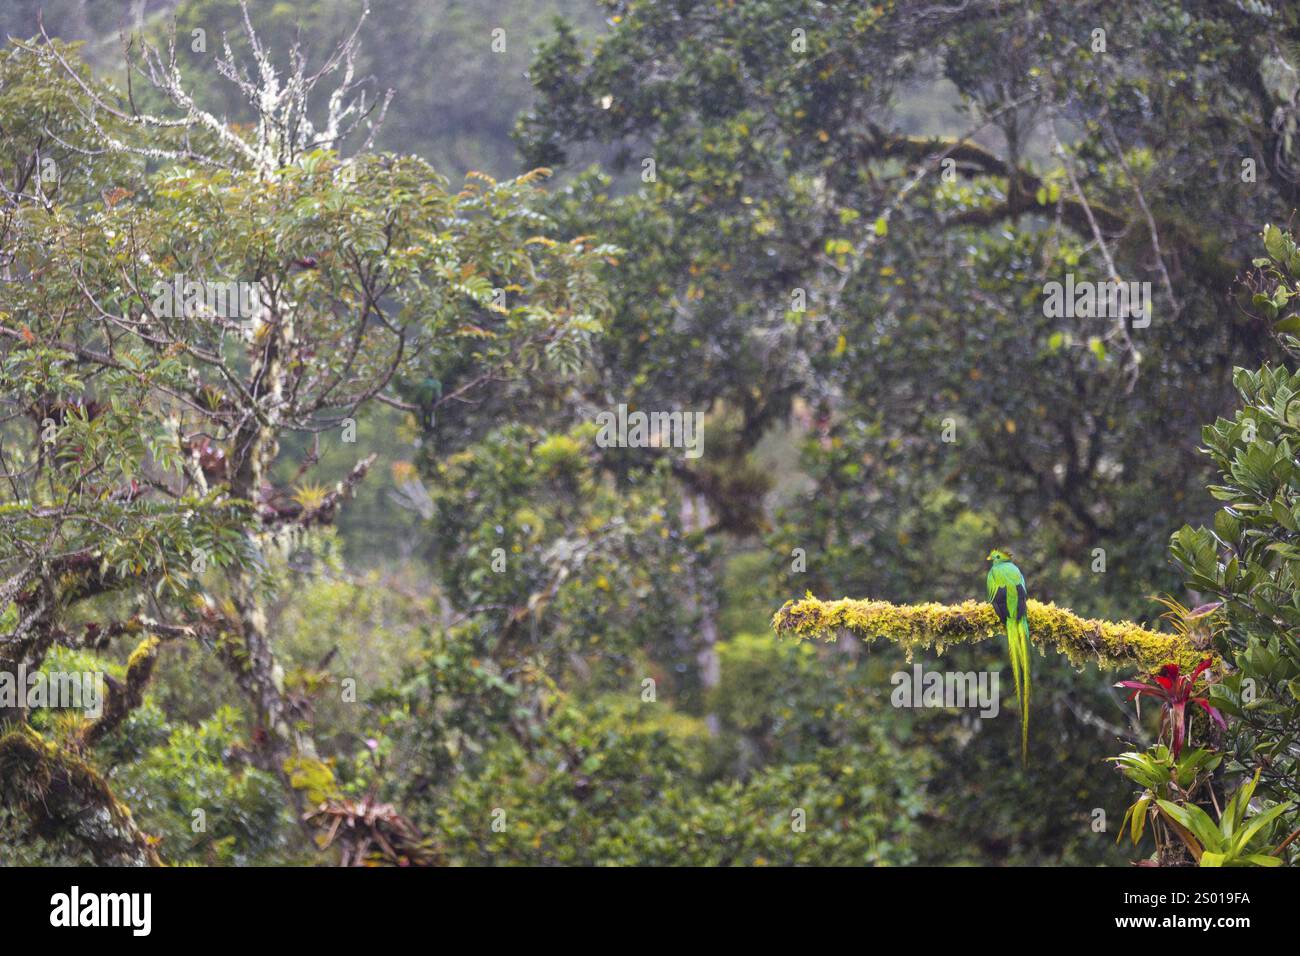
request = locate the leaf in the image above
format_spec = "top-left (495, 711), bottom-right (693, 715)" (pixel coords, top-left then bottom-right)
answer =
top-left (1157, 799), bottom-right (1220, 851)
top-left (1111, 752), bottom-right (1167, 789)
top-left (1131, 794), bottom-right (1150, 847)
top-left (1243, 854), bottom-right (1284, 867)
top-left (1265, 223), bottom-right (1287, 261)
top-left (1116, 803), bottom-right (1135, 845)
top-left (1231, 800), bottom-right (1292, 855)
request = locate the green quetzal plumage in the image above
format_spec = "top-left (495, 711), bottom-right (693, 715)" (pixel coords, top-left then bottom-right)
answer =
top-left (986, 549), bottom-right (1031, 762)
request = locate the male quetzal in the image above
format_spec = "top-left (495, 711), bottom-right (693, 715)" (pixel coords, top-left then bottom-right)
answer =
top-left (986, 548), bottom-right (1030, 762)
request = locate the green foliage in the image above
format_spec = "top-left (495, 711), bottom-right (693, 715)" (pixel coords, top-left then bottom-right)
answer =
top-left (10, 0), bottom-right (1300, 869)
top-left (407, 420), bottom-right (722, 735)
top-left (1156, 770), bottom-right (1292, 867)
top-left (1163, 230), bottom-right (1300, 840)
top-left (432, 696), bottom-right (928, 866)
top-left (114, 705), bottom-right (294, 865)
top-left (519, 0), bottom-right (1296, 614)
top-left (1111, 745), bottom-right (1221, 854)
top-left (0, 20), bottom-right (611, 865)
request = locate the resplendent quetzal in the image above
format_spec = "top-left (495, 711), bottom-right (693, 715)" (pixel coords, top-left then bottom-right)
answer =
top-left (986, 548), bottom-right (1031, 763)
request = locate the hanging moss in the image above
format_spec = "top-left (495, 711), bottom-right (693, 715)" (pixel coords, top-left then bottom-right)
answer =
top-left (772, 596), bottom-right (1215, 673)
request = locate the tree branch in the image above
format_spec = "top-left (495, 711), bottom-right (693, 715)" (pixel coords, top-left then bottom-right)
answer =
top-left (772, 596), bottom-right (1215, 672)
top-left (0, 725), bottom-right (161, 866)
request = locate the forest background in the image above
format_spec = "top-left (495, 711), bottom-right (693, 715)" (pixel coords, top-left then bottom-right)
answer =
top-left (2, 0), bottom-right (1299, 867)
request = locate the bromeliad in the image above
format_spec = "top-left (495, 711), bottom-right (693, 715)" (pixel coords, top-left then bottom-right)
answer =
top-left (986, 548), bottom-right (1031, 763)
top-left (1116, 659), bottom-right (1226, 758)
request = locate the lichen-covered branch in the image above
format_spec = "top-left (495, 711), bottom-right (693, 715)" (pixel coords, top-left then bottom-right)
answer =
top-left (772, 596), bottom-right (1215, 673)
top-left (79, 636), bottom-right (160, 747)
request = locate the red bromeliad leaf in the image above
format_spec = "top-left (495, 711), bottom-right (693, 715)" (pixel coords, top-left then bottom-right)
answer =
top-left (1170, 699), bottom-right (1188, 757)
top-left (1117, 658), bottom-right (1224, 757)
top-left (1118, 681), bottom-right (1165, 702)
top-left (1195, 697), bottom-right (1227, 731)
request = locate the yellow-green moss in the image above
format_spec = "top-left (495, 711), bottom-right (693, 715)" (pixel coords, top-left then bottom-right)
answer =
top-left (126, 635), bottom-right (161, 673)
top-left (79, 635), bottom-right (162, 748)
top-left (283, 754), bottom-right (339, 807)
top-left (771, 596), bottom-right (1215, 673)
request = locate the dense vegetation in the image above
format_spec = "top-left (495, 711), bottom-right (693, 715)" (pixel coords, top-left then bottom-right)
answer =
top-left (1, 0), bottom-right (1299, 867)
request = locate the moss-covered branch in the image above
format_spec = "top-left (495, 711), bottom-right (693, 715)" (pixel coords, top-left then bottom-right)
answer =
top-left (0, 725), bottom-right (161, 866)
top-left (79, 635), bottom-right (160, 747)
top-left (772, 596), bottom-right (1215, 673)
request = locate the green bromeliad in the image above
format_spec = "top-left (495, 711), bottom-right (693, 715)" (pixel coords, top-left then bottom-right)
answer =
top-left (986, 549), bottom-right (1031, 762)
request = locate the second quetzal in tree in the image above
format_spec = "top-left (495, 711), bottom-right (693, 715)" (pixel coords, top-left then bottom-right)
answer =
top-left (986, 548), bottom-right (1031, 762)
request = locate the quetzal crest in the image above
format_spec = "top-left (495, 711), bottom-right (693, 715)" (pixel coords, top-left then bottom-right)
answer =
top-left (986, 548), bottom-right (1031, 763)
